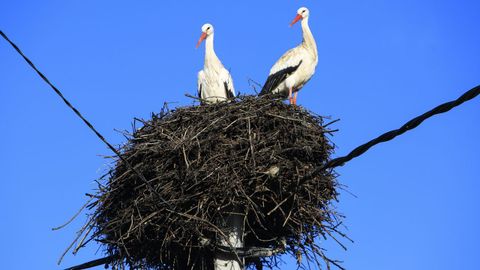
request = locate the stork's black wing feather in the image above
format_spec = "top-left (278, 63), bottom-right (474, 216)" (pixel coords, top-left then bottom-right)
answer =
top-left (224, 82), bottom-right (234, 99)
top-left (198, 84), bottom-right (203, 100)
top-left (259, 60), bottom-right (302, 96)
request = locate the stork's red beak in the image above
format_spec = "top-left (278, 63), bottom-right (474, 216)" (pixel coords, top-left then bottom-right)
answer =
top-left (196, 32), bottom-right (207, 48)
top-left (290, 14), bottom-right (302, 27)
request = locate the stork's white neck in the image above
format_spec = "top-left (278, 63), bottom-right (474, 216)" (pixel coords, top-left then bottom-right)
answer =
top-left (301, 17), bottom-right (317, 58)
top-left (204, 33), bottom-right (222, 68)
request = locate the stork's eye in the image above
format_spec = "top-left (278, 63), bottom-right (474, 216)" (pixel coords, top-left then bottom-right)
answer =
top-left (302, 10), bottom-right (306, 13)
top-left (207, 26), bottom-right (211, 30)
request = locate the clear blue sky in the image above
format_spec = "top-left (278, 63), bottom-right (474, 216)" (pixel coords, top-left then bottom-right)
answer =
top-left (1, 1), bottom-right (479, 269)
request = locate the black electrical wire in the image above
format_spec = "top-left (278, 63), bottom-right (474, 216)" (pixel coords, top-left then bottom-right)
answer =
top-left (298, 84), bottom-right (480, 188)
top-left (0, 30), bottom-right (169, 205)
top-left (326, 84), bottom-right (480, 169)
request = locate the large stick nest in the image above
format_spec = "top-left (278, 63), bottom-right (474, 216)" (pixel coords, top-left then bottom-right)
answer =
top-left (85, 96), bottom-right (343, 269)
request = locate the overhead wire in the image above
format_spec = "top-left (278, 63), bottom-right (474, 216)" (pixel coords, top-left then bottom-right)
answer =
top-left (0, 30), bottom-right (169, 205)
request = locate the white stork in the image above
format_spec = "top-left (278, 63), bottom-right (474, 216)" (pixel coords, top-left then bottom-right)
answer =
top-left (259, 7), bottom-right (318, 105)
top-left (196, 23), bottom-right (235, 104)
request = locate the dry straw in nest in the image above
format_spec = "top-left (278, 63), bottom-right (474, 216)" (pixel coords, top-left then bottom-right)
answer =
top-left (78, 96), bottom-right (345, 270)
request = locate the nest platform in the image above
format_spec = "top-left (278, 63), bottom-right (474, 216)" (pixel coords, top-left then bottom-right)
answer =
top-left (84, 96), bottom-right (342, 269)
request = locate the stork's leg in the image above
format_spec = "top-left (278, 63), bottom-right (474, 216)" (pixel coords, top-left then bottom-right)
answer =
top-left (288, 87), bottom-right (293, 105)
top-left (293, 92), bottom-right (298, 105)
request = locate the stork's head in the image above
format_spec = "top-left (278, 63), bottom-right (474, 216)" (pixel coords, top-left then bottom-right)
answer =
top-left (290, 7), bottom-right (310, 27)
top-left (196, 23), bottom-right (214, 48)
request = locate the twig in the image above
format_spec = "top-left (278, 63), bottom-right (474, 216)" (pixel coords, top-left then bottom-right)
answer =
top-left (52, 197), bottom-right (94, 231)
top-left (63, 255), bottom-right (118, 270)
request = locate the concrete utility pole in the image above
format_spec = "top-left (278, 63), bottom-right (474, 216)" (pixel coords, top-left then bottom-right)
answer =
top-left (214, 213), bottom-right (244, 270)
